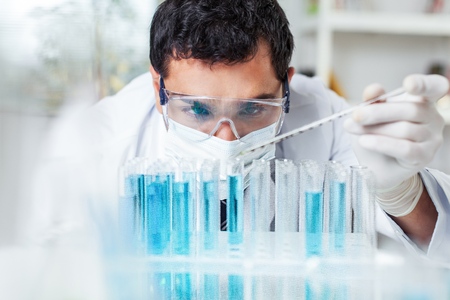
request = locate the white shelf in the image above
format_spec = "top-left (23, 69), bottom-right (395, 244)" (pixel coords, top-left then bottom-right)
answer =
top-left (326, 11), bottom-right (450, 36)
top-left (301, 12), bottom-right (450, 36)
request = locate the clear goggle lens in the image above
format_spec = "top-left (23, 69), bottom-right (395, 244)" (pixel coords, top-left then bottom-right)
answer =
top-left (162, 93), bottom-right (286, 138)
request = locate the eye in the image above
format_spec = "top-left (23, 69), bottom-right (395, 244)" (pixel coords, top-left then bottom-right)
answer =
top-left (238, 102), bottom-right (266, 117)
top-left (181, 101), bottom-right (213, 121)
top-left (191, 101), bottom-right (209, 115)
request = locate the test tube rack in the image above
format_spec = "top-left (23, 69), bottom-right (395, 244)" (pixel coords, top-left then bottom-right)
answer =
top-left (114, 158), bottom-right (383, 299)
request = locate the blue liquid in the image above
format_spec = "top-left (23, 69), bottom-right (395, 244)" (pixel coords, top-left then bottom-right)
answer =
top-left (203, 274), bottom-right (219, 299)
top-left (228, 275), bottom-right (244, 299)
top-left (329, 181), bottom-right (346, 251)
top-left (146, 179), bottom-right (170, 255)
top-left (173, 181), bottom-right (191, 255)
top-left (305, 191), bottom-right (323, 257)
top-left (202, 180), bottom-right (219, 250)
top-left (174, 273), bottom-right (192, 300)
top-left (227, 175), bottom-right (244, 245)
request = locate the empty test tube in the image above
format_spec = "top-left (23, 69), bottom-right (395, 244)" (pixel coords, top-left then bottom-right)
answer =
top-left (119, 163), bottom-right (141, 253)
top-left (249, 159), bottom-right (272, 257)
top-left (275, 159), bottom-right (299, 258)
top-left (301, 160), bottom-right (325, 257)
top-left (350, 166), bottom-right (377, 252)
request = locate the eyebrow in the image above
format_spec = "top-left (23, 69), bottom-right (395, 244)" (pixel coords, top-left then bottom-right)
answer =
top-left (252, 93), bottom-right (281, 99)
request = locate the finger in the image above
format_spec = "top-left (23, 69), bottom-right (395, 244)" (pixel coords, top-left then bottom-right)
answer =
top-left (403, 74), bottom-right (450, 102)
top-left (345, 120), bottom-right (430, 142)
top-left (363, 83), bottom-right (385, 101)
top-left (357, 135), bottom-right (435, 168)
top-left (351, 101), bottom-right (432, 125)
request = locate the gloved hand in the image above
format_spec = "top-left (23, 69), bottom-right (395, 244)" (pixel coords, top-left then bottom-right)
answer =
top-left (344, 74), bottom-right (449, 216)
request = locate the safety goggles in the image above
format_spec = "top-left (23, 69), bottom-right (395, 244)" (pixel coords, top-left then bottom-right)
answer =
top-left (159, 75), bottom-right (290, 139)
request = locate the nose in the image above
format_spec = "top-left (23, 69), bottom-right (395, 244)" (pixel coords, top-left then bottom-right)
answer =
top-left (213, 122), bottom-right (238, 141)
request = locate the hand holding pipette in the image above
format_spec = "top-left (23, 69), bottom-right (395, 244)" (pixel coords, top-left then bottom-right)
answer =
top-left (345, 74), bottom-right (449, 223)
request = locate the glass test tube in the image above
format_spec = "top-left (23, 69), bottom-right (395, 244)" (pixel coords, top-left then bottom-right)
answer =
top-left (301, 160), bottom-right (325, 257)
top-left (350, 166), bottom-right (377, 253)
top-left (172, 159), bottom-right (196, 256)
top-left (275, 159), bottom-right (299, 258)
top-left (198, 159), bottom-right (220, 253)
top-left (227, 159), bottom-right (244, 251)
top-left (227, 159), bottom-right (244, 300)
top-left (119, 163), bottom-right (139, 253)
top-left (172, 159), bottom-right (196, 300)
top-left (198, 160), bottom-right (220, 300)
top-left (325, 161), bottom-right (349, 253)
top-left (146, 162), bottom-right (171, 255)
top-left (249, 159), bottom-right (272, 257)
top-left (153, 160), bottom-right (175, 300)
top-left (249, 159), bottom-right (272, 300)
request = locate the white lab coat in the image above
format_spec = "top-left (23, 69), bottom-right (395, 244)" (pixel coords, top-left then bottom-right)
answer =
top-left (28, 73), bottom-right (450, 263)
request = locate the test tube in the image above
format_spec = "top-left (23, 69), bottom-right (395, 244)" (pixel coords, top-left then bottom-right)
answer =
top-left (171, 159), bottom-right (196, 256)
top-left (198, 160), bottom-right (220, 300)
top-left (249, 159), bottom-right (273, 300)
top-left (146, 162), bottom-right (171, 255)
top-left (227, 158), bottom-right (244, 252)
top-left (143, 160), bottom-right (172, 299)
top-left (249, 159), bottom-right (272, 257)
top-left (350, 165), bottom-right (377, 254)
top-left (172, 159), bottom-right (197, 300)
top-left (301, 160), bottom-right (325, 257)
top-left (325, 161), bottom-right (349, 254)
top-left (198, 159), bottom-right (220, 254)
top-left (119, 162), bottom-right (140, 253)
top-left (227, 159), bottom-right (244, 300)
top-left (275, 159), bottom-right (299, 258)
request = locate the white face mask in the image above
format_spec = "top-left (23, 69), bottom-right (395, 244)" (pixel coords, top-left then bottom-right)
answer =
top-left (164, 119), bottom-right (276, 187)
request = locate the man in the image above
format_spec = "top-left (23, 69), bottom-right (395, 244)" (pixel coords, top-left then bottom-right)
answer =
top-left (32, 0), bottom-right (450, 262)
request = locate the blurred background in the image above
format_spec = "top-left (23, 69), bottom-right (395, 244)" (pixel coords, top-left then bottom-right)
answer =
top-left (1, 0), bottom-right (450, 298)
top-left (1, 0), bottom-right (450, 255)
top-left (0, 0), bottom-right (156, 246)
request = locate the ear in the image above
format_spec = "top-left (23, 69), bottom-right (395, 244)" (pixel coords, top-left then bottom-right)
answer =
top-left (149, 65), bottom-right (163, 114)
top-left (287, 66), bottom-right (295, 83)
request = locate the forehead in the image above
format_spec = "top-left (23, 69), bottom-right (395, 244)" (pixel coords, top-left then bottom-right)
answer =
top-left (164, 43), bottom-right (281, 99)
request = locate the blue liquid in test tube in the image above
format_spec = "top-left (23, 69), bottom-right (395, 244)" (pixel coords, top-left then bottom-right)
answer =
top-left (227, 161), bottom-right (244, 300)
top-left (227, 174), bottom-right (243, 246)
top-left (146, 178), bottom-right (170, 255)
top-left (172, 181), bottom-right (191, 255)
top-left (305, 191), bottom-right (323, 257)
top-left (203, 180), bottom-right (219, 250)
top-left (329, 181), bottom-right (346, 251)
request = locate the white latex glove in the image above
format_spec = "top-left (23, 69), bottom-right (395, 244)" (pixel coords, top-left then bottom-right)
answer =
top-left (344, 74), bottom-right (449, 215)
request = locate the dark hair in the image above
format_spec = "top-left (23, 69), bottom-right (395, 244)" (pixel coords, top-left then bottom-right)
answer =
top-left (149, 0), bottom-right (294, 81)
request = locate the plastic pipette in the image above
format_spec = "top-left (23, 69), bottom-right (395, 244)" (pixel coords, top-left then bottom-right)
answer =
top-left (239, 87), bottom-right (405, 156)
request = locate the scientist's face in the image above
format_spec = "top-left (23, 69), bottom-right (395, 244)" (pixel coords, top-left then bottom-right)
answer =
top-left (151, 42), bottom-right (295, 141)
